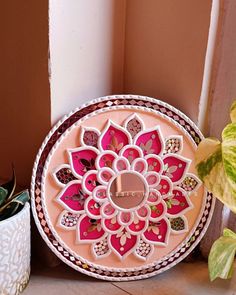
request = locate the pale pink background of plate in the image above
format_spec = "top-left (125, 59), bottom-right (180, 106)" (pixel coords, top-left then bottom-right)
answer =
top-left (44, 108), bottom-right (204, 269)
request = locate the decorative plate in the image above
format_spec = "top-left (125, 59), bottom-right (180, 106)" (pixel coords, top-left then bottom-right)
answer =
top-left (31, 95), bottom-right (215, 281)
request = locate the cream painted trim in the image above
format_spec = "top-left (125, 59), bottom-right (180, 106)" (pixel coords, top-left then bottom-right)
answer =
top-left (197, 0), bottom-right (221, 134)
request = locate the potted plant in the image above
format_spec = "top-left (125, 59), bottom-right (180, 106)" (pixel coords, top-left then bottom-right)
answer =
top-left (195, 101), bottom-right (236, 281)
top-left (0, 170), bottom-right (30, 295)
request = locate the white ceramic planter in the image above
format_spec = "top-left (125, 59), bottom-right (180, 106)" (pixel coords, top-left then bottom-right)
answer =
top-left (0, 203), bottom-right (30, 295)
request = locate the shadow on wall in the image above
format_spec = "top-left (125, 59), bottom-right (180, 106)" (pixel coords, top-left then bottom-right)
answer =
top-left (0, 1), bottom-right (51, 187)
top-left (123, 0), bottom-right (212, 123)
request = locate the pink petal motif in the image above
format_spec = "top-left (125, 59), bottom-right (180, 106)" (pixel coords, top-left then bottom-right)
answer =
top-left (81, 127), bottom-right (100, 148)
top-left (77, 215), bottom-right (105, 243)
top-left (99, 121), bottom-right (131, 154)
top-left (145, 155), bottom-right (163, 173)
top-left (165, 188), bottom-right (193, 216)
top-left (136, 205), bottom-right (151, 220)
top-left (124, 114), bottom-right (144, 139)
top-left (101, 202), bottom-right (117, 218)
top-left (109, 230), bottom-right (138, 259)
top-left (149, 201), bottom-right (167, 222)
top-left (131, 158), bottom-right (148, 174)
top-left (92, 186), bottom-right (107, 202)
top-left (68, 147), bottom-right (98, 177)
top-left (147, 189), bottom-right (161, 204)
top-left (156, 176), bottom-right (173, 198)
top-left (96, 151), bottom-right (117, 169)
top-left (85, 197), bottom-right (102, 219)
top-left (120, 146), bottom-right (143, 164)
top-left (143, 218), bottom-right (170, 245)
top-left (113, 157), bottom-right (130, 172)
top-left (56, 181), bottom-right (88, 213)
top-left (127, 216), bottom-right (148, 235)
top-left (162, 155), bottom-right (190, 183)
top-left (97, 168), bottom-right (114, 184)
top-left (82, 171), bottom-right (99, 193)
top-left (118, 211), bottom-right (133, 226)
top-left (145, 172), bottom-right (160, 187)
top-left (102, 216), bottom-right (123, 233)
top-left (134, 127), bottom-right (164, 156)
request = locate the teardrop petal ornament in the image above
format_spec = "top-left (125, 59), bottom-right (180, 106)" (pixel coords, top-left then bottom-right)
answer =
top-left (135, 239), bottom-right (154, 261)
top-left (81, 127), bottom-right (100, 148)
top-left (179, 173), bottom-right (201, 193)
top-left (164, 136), bottom-right (183, 154)
top-left (92, 237), bottom-right (111, 259)
top-left (53, 164), bottom-right (77, 187)
top-left (124, 114), bottom-right (144, 139)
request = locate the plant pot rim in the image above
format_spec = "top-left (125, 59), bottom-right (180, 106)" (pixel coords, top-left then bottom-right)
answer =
top-left (0, 202), bottom-right (30, 227)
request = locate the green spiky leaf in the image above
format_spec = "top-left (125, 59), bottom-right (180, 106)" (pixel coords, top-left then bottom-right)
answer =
top-left (0, 190), bottom-right (30, 221)
top-left (0, 187), bottom-right (8, 206)
top-left (1, 166), bottom-right (16, 201)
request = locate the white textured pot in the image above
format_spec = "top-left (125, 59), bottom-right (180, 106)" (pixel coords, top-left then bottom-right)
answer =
top-left (0, 203), bottom-right (30, 295)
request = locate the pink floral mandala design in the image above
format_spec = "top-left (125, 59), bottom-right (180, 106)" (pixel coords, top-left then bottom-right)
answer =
top-left (53, 114), bottom-right (201, 260)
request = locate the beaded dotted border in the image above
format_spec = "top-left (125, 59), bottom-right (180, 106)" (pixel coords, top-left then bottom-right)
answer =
top-left (31, 95), bottom-right (215, 281)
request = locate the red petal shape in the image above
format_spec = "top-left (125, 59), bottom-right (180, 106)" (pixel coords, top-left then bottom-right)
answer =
top-left (150, 202), bottom-right (166, 221)
top-left (97, 152), bottom-right (116, 169)
top-left (83, 172), bottom-right (99, 192)
top-left (69, 148), bottom-right (98, 177)
top-left (165, 188), bottom-right (192, 216)
top-left (135, 129), bottom-right (163, 156)
top-left (78, 215), bottom-right (105, 242)
top-left (128, 219), bottom-right (147, 234)
top-left (156, 176), bottom-right (172, 198)
top-left (143, 219), bottom-right (169, 245)
top-left (120, 146), bottom-right (142, 164)
top-left (101, 124), bottom-right (130, 154)
top-left (103, 217), bottom-right (122, 233)
top-left (163, 155), bottom-right (189, 183)
top-left (146, 156), bottom-right (162, 173)
top-left (85, 198), bottom-right (101, 218)
top-left (110, 230), bottom-right (138, 258)
top-left (57, 182), bottom-right (88, 212)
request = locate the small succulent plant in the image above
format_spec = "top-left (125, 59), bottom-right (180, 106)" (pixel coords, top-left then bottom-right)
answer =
top-left (195, 101), bottom-right (236, 281)
top-left (0, 168), bottom-right (29, 222)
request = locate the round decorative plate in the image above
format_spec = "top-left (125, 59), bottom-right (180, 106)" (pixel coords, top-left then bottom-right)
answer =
top-left (31, 95), bottom-right (215, 281)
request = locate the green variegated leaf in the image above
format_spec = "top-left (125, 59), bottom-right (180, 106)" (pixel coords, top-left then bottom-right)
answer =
top-left (195, 101), bottom-right (236, 281)
top-left (195, 137), bottom-right (236, 211)
top-left (209, 228), bottom-right (236, 281)
top-left (195, 122), bottom-right (236, 213)
top-left (230, 101), bottom-right (236, 123)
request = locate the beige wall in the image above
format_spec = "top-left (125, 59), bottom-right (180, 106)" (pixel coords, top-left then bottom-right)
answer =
top-left (49, 0), bottom-right (126, 124)
top-left (0, 1), bottom-right (51, 186)
top-left (124, 0), bottom-right (212, 123)
top-left (0, 1), bottom-right (212, 186)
